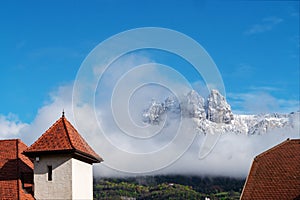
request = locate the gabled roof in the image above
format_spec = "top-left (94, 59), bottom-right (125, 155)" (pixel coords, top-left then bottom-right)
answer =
top-left (241, 138), bottom-right (300, 200)
top-left (0, 139), bottom-right (34, 200)
top-left (23, 114), bottom-right (103, 163)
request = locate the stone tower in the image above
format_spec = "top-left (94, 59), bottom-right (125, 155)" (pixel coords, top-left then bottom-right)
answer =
top-left (24, 113), bottom-right (102, 200)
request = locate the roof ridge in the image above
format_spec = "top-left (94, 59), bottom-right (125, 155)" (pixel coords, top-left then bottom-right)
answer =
top-left (0, 138), bottom-right (19, 141)
top-left (62, 118), bottom-right (103, 162)
top-left (61, 116), bottom-right (76, 150)
top-left (255, 138), bottom-right (299, 161)
top-left (289, 138), bottom-right (300, 142)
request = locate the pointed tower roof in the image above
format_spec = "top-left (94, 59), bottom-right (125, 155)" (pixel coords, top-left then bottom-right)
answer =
top-left (24, 113), bottom-right (103, 164)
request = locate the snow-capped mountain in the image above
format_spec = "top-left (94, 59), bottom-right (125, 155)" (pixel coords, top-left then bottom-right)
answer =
top-left (142, 89), bottom-right (299, 135)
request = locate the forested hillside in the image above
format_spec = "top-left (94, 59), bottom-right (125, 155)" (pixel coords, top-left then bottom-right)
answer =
top-left (93, 175), bottom-right (245, 200)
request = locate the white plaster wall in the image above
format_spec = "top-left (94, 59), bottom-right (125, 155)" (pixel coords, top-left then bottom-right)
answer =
top-left (71, 158), bottom-right (93, 199)
top-left (34, 155), bottom-right (72, 200)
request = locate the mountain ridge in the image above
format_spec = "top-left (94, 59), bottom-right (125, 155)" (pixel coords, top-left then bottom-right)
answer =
top-left (142, 89), bottom-right (299, 135)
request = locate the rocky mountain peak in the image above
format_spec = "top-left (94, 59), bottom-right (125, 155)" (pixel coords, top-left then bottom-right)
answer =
top-left (182, 90), bottom-right (206, 119)
top-left (206, 89), bottom-right (234, 124)
top-left (142, 89), bottom-right (295, 135)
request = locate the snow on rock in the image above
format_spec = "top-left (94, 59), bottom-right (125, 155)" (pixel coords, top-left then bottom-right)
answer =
top-left (182, 90), bottom-right (206, 119)
top-left (164, 96), bottom-right (181, 115)
top-left (142, 100), bottom-right (165, 125)
top-left (142, 89), bottom-right (296, 135)
top-left (205, 89), bottom-right (234, 124)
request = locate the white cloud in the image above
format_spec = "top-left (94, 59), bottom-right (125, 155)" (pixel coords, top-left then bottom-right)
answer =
top-left (244, 16), bottom-right (283, 35)
top-left (1, 53), bottom-right (299, 178)
top-left (228, 91), bottom-right (299, 114)
top-left (0, 113), bottom-right (28, 139)
top-left (1, 81), bottom-right (299, 178)
top-left (160, 128), bottom-right (299, 177)
top-left (248, 86), bottom-right (280, 92)
top-left (20, 83), bottom-right (75, 145)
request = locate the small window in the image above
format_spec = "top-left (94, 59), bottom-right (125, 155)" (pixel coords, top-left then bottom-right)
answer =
top-left (47, 165), bottom-right (52, 181)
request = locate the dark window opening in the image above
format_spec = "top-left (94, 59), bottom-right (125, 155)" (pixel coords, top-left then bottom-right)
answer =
top-left (20, 172), bottom-right (34, 195)
top-left (21, 172), bottom-right (24, 188)
top-left (47, 165), bottom-right (52, 181)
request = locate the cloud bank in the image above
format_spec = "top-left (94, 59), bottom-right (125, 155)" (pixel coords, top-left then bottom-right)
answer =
top-left (0, 54), bottom-right (299, 178)
top-left (0, 82), bottom-right (299, 178)
top-left (0, 114), bottom-right (28, 138)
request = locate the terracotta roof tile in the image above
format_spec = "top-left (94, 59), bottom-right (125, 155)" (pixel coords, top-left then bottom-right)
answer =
top-left (23, 116), bottom-right (103, 163)
top-left (241, 138), bottom-right (300, 200)
top-left (0, 139), bottom-right (34, 200)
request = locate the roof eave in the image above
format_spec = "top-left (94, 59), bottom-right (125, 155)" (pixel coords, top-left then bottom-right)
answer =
top-left (23, 149), bottom-right (103, 164)
top-left (22, 149), bottom-right (75, 157)
top-left (73, 150), bottom-right (103, 164)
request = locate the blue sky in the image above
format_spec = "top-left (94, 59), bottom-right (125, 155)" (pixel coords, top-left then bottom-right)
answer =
top-left (0, 0), bottom-right (299, 123)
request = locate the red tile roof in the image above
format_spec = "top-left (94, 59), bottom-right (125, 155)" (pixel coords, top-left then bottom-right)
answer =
top-left (24, 115), bottom-right (103, 163)
top-left (0, 139), bottom-right (34, 200)
top-left (241, 138), bottom-right (300, 200)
